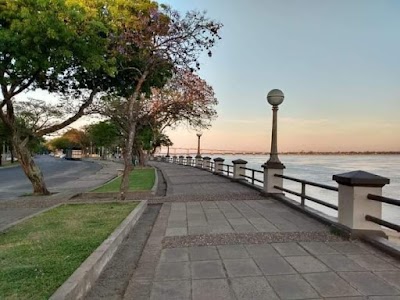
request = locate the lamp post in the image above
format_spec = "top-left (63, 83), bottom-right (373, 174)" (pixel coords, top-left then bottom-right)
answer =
top-left (196, 132), bottom-right (202, 158)
top-left (265, 89), bottom-right (285, 167)
top-left (262, 89), bottom-right (285, 195)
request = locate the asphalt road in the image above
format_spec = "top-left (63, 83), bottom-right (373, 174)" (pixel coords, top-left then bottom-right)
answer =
top-left (0, 155), bottom-right (102, 200)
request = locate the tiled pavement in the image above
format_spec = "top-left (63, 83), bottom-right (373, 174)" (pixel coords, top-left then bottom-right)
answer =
top-left (151, 242), bottom-right (400, 299)
top-left (123, 162), bottom-right (400, 300)
top-left (165, 200), bottom-right (327, 236)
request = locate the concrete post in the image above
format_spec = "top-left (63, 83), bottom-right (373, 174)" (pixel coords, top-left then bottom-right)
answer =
top-left (172, 155), bottom-right (178, 164)
top-left (232, 159), bottom-right (247, 181)
top-left (262, 162), bottom-right (285, 194)
top-left (203, 157), bottom-right (211, 170)
top-left (333, 170), bottom-right (390, 235)
top-left (186, 156), bottom-right (193, 166)
top-left (213, 157), bottom-right (224, 175)
top-left (195, 156), bottom-right (203, 168)
top-left (178, 155), bottom-right (184, 165)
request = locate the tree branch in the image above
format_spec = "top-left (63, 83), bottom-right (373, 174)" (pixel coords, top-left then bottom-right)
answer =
top-left (36, 90), bottom-right (98, 136)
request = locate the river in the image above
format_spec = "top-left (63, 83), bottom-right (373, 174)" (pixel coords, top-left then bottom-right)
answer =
top-left (208, 154), bottom-right (400, 225)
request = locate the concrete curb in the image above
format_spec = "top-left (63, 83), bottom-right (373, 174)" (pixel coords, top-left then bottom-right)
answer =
top-left (50, 200), bottom-right (148, 300)
top-left (151, 167), bottom-right (158, 195)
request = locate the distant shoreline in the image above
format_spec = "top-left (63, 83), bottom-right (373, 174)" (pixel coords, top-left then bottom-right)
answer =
top-left (280, 152), bottom-right (400, 155)
top-left (162, 152), bottom-right (400, 156)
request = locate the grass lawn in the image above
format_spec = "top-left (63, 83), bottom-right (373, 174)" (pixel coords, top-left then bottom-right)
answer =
top-left (0, 202), bottom-right (138, 299)
top-left (93, 167), bottom-right (155, 193)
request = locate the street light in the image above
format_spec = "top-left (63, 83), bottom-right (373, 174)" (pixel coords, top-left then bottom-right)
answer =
top-left (265, 89), bottom-right (285, 167)
top-left (196, 132), bottom-right (202, 158)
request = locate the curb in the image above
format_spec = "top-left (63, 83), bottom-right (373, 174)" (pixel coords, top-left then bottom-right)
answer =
top-left (50, 200), bottom-right (148, 300)
top-left (151, 167), bottom-right (159, 194)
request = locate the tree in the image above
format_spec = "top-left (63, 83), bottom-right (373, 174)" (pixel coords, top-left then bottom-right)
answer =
top-left (0, 120), bottom-right (10, 166)
top-left (0, 0), bottom-right (114, 194)
top-left (46, 129), bottom-right (88, 152)
top-left (144, 70), bottom-right (218, 131)
top-left (86, 121), bottom-right (120, 158)
top-left (110, 5), bottom-right (222, 199)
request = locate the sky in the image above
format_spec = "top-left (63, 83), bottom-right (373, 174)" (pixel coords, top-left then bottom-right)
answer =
top-left (157, 0), bottom-right (400, 152)
top-left (22, 0), bottom-right (400, 152)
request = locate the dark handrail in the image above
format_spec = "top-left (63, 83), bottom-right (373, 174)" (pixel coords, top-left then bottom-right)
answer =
top-left (221, 164), bottom-right (233, 174)
top-left (240, 174), bottom-right (263, 184)
top-left (239, 167), bottom-right (264, 174)
top-left (367, 194), bottom-right (400, 207)
top-left (366, 215), bottom-right (400, 233)
top-left (275, 174), bottom-right (338, 191)
top-left (274, 186), bottom-right (338, 210)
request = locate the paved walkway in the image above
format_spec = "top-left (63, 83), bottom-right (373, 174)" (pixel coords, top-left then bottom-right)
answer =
top-left (0, 159), bottom-right (121, 231)
top-left (123, 162), bottom-right (400, 300)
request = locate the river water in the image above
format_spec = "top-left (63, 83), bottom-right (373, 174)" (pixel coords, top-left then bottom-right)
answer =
top-left (209, 154), bottom-right (400, 225)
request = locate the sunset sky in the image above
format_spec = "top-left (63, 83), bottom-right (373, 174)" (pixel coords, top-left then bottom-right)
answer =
top-left (21, 0), bottom-right (400, 152)
top-left (159, 0), bottom-right (400, 152)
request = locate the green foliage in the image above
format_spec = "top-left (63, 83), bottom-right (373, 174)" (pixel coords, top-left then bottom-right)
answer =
top-left (86, 121), bottom-right (120, 149)
top-left (93, 168), bottom-right (155, 192)
top-left (47, 129), bottom-right (88, 150)
top-left (47, 136), bottom-right (71, 150)
top-left (0, 0), bottom-right (111, 91)
top-left (0, 202), bottom-right (138, 299)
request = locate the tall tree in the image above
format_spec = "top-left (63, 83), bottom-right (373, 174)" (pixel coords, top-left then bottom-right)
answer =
top-left (112, 5), bottom-right (222, 199)
top-left (0, 0), bottom-right (112, 194)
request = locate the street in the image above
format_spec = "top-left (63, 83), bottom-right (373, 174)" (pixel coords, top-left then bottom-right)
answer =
top-left (0, 155), bottom-right (102, 200)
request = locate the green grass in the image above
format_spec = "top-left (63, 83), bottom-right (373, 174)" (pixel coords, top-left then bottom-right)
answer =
top-left (0, 202), bottom-right (138, 300)
top-left (93, 167), bottom-right (155, 193)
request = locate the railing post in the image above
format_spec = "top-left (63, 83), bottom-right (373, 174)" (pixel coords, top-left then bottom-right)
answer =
top-left (232, 159), bottom-right (247, 181)
top-left (213, 157), bottom-right (224, 175)
top-left (202, 157), bottom-right (211, 170)
top-left (186, 156), bottom-right (193, 166)
top-left (333, 170), bottom-right (390, 236)
top-left (178, 155), bottom-right (184, 165)
top-left (195, 156), bottom-right (203, 168)
top-left (301, 182), bottom-right (306, 206)
top-left (262, 162), bottom-right (285, 194)
top-left (172, 155), bottom-right (178, 164)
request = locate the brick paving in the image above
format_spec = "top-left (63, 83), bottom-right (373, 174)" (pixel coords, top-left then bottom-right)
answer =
top-left (124, 162), bottom-right (400, 299)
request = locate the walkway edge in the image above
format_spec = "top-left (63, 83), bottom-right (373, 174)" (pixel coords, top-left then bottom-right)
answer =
top-left (50, 200), bottom-right (148, 300)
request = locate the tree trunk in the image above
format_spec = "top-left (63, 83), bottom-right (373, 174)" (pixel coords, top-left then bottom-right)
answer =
top-left (119, 72), bottom-right (148, 200)
top-left (120, 121), bottom-right (136, 200)
top-left (138, 147), bottom-right (146, 167)
top-left (12, 133), bottom-right (50, 195)
top-left (10, 143), bottom-right (14, 164)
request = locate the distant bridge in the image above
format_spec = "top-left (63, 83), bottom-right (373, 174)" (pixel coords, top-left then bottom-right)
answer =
top-left (156, 147), bottom-right (268, 156)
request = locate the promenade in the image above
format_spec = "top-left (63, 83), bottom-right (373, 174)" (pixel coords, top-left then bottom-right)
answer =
top-left (122, 162), bottom-right (400, 300)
